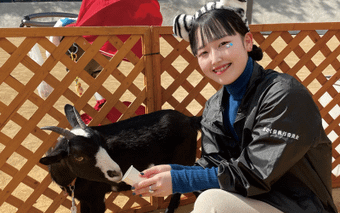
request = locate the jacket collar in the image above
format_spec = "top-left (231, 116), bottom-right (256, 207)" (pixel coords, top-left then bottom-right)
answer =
top-left (221, 61), bottom-right (263, 111)
top-left (202, 61), bottom-right (264, 134)
top-left (224, 57), bottom-right (253, 99)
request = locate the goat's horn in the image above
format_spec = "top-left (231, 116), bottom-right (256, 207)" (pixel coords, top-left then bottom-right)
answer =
top-left (41, 126), bottom-right (76, 140)
top-left (73, 107), bottom-right (87, 130)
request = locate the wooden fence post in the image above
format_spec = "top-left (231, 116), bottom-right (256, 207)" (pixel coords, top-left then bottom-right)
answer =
top-left (143, 27), bottom-right (156, 113)
top-left (150, 26), bottom-right (162, 111)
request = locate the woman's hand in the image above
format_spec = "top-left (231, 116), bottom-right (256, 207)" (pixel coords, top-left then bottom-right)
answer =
top-left (133, 165), bottom-right (173, 197)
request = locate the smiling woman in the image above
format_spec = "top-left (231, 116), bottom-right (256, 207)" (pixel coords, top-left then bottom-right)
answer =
top-left (130, 0), bottom-right (339, 212)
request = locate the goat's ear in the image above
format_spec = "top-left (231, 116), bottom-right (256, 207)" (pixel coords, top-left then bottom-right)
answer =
top-left (65, 104), bottom-right (79, 128)
top-left (39, 149), bottom-right (68, 165)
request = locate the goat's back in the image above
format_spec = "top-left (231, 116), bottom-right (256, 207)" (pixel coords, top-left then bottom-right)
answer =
top-left (91, 110), bottom-right (201, 172)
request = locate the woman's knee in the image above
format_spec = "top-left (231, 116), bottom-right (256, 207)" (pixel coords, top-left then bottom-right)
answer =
top-left (192, 189), bottom-right (282, 213)
top-left (192, 189), bottom-right (240, 212)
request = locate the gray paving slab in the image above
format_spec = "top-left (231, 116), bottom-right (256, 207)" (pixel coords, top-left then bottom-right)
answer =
top-left (252, 0), bottom-right (340, 24)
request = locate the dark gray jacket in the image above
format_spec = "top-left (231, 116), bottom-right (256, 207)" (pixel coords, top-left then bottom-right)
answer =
top-left (197, 62), bottom-right (337, 213)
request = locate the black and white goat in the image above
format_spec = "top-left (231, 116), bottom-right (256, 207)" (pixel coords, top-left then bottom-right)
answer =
top-left (39, 104), bottom-right (201, 213)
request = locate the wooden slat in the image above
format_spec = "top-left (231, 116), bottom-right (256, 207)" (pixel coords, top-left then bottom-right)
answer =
top-left (143, 27), bottom-right (155, 113)
top-left (150, 27), bottom-right (163, 110)
top-left (0, 26), bottom-right (150, 37)
top-left (250, 22), bottom-right (340, 32)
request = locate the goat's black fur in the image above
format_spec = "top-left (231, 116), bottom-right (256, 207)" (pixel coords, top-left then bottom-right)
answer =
top-left (40, 104), bottom-right (201, 213)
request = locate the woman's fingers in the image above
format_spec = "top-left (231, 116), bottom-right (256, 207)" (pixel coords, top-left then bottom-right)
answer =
top-left (132, 181), bottom-right (157, 197)
top-left (140, 164), bottom-right (171, 178)
top-left (134, 184), bottom-right (165, 197)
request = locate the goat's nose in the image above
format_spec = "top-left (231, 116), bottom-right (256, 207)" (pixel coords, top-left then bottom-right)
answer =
top-left (107, 170), bottom-right (120, 177)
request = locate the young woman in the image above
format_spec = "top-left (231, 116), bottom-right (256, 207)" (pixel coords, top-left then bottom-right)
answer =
top-left (132, 0), bottom-right (337, 212)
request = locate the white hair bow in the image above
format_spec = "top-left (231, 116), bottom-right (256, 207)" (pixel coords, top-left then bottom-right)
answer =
top-left (173, 0), bottom-right (248, 41)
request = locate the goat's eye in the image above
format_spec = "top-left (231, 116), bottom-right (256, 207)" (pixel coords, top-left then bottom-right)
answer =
top-left (75, 156), bottom-right (84, 162)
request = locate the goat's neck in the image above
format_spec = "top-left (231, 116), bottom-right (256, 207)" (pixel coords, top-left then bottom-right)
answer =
top-left (50, 161), bottom-right (78, 188)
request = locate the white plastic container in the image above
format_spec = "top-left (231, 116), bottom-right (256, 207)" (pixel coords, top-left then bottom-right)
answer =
top-left (121, 165), bottom-right (145, 185)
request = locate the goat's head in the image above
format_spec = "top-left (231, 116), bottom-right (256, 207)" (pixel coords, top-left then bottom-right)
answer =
top-left (39, 104), bottom-right (123, 184)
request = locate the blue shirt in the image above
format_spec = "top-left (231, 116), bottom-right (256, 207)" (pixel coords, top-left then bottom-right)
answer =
top-left (224, 57), bottom-right (253, 140)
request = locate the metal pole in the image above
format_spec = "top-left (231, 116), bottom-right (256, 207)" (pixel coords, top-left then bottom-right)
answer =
top-left (247, 0), bottom-right (253, 25)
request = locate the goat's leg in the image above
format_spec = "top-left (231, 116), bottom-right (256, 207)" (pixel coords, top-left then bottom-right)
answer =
top-left (79, 199), bottom-right (106, 213)
top-left (193, 190), bottom-right (201, 198)
top-left (79, 201), bottom-right (92, 213)
top-left (88, 200), bottom-right (106, 213)
top-left (165, 193), bottom-right (182, 213)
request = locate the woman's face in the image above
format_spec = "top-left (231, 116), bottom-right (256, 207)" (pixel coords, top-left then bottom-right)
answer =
top-left (196, 31), bottom-right (253, 85)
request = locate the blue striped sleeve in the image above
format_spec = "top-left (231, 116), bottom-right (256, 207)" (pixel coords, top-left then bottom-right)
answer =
top-left (170, 164), bottom-right (204, 170)
top-left (171, 166), bottom-right (220, 194)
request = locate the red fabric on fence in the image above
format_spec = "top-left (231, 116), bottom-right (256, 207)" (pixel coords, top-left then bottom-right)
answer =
top-left (81, 99), bottom-right (146, 124)
top-left (67, 0), bottom-right (163, 58)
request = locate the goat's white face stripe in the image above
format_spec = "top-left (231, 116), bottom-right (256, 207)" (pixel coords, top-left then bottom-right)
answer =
top-left (69, 128), bottom-right (122, 182)
top-left (95, 147), bottom-right (122, 182)
top-left (71, 128), bottom-right (90, 138)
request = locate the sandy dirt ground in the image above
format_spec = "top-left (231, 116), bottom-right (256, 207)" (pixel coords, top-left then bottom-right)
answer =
top-left (0, 36), bottom-right (339, 212)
